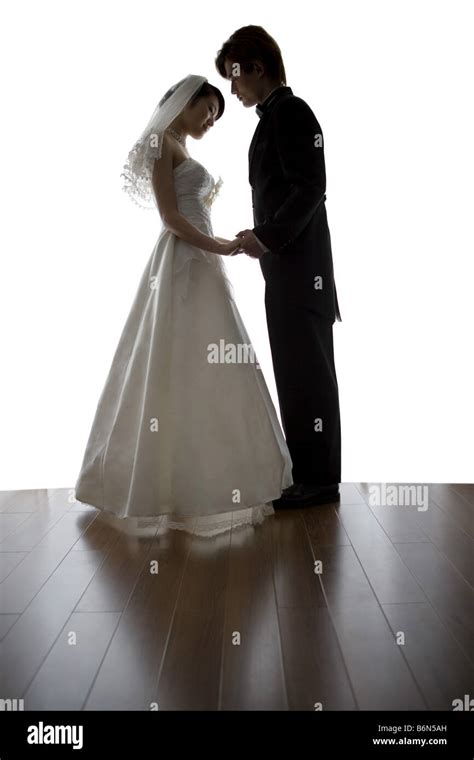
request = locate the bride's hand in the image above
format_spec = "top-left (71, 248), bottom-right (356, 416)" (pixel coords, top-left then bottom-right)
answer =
top-left (215, 237), bottom-right (243, 256)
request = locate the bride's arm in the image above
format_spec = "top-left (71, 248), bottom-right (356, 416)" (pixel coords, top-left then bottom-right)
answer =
top-left (214, 236), bottom-right (236, 244)
top-left (151, 137), bottom-right (239, 256)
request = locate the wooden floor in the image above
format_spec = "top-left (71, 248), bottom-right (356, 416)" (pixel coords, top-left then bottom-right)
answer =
top-left (0, 483), bottom-right (472, 711)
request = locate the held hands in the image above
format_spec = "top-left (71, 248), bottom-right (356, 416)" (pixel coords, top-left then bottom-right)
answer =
top-left (214, 230), bottom-right (266, 258)
top-left (214, 237), bottom-right (244, 256)
top-left (235, 229), bottom-right (265, 258)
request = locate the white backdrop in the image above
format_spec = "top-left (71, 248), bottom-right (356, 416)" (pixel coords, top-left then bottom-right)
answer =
top-left (1, 0), bottom-right (473, 489)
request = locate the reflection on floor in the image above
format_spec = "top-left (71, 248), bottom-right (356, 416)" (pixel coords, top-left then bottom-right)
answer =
top-left (0, 483), bottom-right (472, 710)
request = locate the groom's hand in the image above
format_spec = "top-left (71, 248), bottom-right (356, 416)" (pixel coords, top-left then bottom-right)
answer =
top-left (235, 229), bottom-right (265, 258)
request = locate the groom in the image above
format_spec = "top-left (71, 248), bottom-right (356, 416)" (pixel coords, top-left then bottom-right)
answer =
top-left (216, 26), bottom-right (342, 508)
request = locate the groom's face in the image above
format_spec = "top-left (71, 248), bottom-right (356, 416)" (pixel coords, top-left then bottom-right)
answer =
top-left (224, 58), bottom-right (260, 108)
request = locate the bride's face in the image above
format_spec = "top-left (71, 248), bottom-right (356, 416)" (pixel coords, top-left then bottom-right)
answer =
top-left (184, 95), bottom-right (220, 139)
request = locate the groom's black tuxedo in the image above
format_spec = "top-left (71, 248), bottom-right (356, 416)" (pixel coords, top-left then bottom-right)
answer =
top-left (250, 86), bottom-right (341, 321)
top-left (249, 85), bottom-right (341, 486)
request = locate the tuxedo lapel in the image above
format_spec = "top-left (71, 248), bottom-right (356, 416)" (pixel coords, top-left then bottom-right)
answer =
top-left (248, 115), bottom-right (267, 175)
top-left (248, 86), bottom-right (293, 181)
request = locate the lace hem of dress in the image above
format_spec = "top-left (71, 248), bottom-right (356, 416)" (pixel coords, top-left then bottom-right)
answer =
top-left (162, 502), bottom-right (274, 536)
top-left (95, 503), bottom-right (275, 538)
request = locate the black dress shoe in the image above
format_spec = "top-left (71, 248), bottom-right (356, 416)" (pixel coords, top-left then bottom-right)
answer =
top-left (273, 483), bottom-right (340, 510)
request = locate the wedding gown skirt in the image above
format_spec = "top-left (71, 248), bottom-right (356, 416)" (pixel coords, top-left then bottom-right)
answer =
top-left (75, 158), bottom-right (293, 536)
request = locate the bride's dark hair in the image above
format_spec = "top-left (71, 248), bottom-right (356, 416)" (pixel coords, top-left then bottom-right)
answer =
top-left (159, 78), bottom-right (225, 119)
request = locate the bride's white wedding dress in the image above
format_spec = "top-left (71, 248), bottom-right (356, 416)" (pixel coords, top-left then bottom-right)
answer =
top-left (74, 157), bottom-right (293, 536)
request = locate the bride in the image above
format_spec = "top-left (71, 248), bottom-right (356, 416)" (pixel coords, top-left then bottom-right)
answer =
top-left (74, 74), bottom-right (293, 536)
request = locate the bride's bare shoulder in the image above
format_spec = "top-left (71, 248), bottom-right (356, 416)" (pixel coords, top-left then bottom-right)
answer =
top-left (161, 132), bottom-right (188, 170)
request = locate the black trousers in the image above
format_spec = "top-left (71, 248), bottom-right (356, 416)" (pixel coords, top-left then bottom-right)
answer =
top-left (265, 288), bottom-right (341, 485)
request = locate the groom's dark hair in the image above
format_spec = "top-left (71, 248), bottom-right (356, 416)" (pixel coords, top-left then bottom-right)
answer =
top-left (215, 25), bottom-right (286, 84)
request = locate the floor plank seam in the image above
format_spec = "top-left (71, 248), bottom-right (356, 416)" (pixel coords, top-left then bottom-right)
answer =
top-left (148, 533), bottom-right (195, 711)
top-left (359, 485), bottom-right (473, 589)
top-left (80, 524), bottom-right (164, 710)
top-left (268, 518), bottom-right (291, 711)
top-left (300, 509), bottom-right (360, 711)
top-left (330, 505), bottom-right (431, 710)
top-left (390, 541), bottom-right (474, 668)
top-left (216, 529), bottom-right (232, 711)
top-left (430, 492), bottom-right (474, 540)
top-left (0, 512), bottom-right (99, 632)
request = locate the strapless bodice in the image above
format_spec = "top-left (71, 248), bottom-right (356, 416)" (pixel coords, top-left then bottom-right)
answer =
top-left (173, 158), bottom-right (222, 235)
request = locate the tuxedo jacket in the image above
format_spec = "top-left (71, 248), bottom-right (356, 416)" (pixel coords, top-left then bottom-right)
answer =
top-left (250, 86), bottom-right (341, 321)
